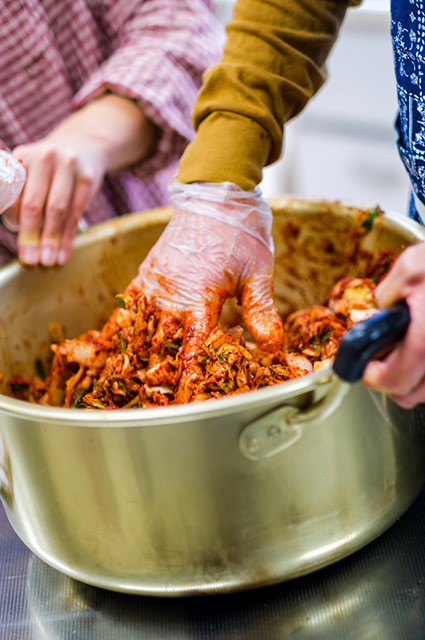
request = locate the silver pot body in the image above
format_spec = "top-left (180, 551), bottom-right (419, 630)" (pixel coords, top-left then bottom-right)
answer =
top-left (1, 198), bottom-right (425, 596)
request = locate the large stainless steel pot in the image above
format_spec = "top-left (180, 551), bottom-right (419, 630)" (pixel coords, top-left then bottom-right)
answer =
top-left (1, 197), bottom-right (425, 597)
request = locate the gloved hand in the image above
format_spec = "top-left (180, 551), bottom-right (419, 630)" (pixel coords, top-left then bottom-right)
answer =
top-left (363, 241), bottom-right (425, 408)
top-left (131, 179), bottom-right (284, 401)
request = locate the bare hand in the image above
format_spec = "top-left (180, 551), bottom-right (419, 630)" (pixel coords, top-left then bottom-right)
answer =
top-left (2, 135), bottom-right (105, 266)
top-left (2, 93), bottom-right (156, 267)
top-left (363, 242), bottom-right (425, 408)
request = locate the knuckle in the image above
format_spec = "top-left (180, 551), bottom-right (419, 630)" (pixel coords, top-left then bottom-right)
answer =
top-left (46, 203), bottom-right (66, 221)
top-left (60, 149), bottom-right (77, 168)
top-left (39, 146), bottom-right (56, 164)
top-left (78, 170), bottom-right (95, 189)
top-left (21, 199), bottom-right (42, 220)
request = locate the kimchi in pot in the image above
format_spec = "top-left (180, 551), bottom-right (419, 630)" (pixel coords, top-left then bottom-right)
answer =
top-left (0, 197), bottom-right (425, 596)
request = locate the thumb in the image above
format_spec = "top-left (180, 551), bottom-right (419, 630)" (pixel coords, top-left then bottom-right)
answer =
top-left (241, 276), bottom-right (284, 352)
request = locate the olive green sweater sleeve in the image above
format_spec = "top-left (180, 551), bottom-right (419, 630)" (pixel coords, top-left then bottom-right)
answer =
top-left (178, 0), bottom-right (358, 190)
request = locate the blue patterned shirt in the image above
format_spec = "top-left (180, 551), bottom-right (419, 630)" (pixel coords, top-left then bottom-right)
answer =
top-left (391, 0), bottom-right (425, 223)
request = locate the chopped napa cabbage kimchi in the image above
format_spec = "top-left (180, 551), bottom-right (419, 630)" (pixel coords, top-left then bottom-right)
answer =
top-left (6, 262), bottom-right (392, 410)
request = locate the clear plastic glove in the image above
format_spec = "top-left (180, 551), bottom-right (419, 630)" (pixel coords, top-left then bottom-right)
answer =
top-left (363, 242), bottom-right (425, 408)
top-left (0, 150), bottom-right (26, 215)
top-left (131, 180), bottom-right (284, 401)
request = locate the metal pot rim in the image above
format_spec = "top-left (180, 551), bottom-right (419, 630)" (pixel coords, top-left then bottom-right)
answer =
top-left (0, 368), bottom-right (332, 426)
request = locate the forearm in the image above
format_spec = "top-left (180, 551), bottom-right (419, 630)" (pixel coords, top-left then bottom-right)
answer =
top-left (72, 0), bottom-right (223, 179)
top-left (47, 92), bottom-right (157, 173)
top-left (178, 0), bottom-right (352, 189)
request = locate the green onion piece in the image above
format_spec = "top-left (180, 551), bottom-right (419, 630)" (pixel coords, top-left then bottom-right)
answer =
top-left (119, 334), bottom-right (127, 352)
top-left (361, 205), bottom-right (382, 230)
top-left (73, 388), bottom-right (87, 407)
top-left (163, 342), bottom-right (180, 350)
top-left (320, 327), bottom-right (335, 344)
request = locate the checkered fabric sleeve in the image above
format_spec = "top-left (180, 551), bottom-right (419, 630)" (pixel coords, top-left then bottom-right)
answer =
top-left (72, 0), bottom-right (225, 179)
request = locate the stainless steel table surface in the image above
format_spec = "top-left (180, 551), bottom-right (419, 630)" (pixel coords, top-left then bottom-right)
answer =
top-left (1, 489), bottom-right (425, 640)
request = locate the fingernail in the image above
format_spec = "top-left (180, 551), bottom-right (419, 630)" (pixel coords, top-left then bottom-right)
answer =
top-left (57, 249), bottom-right (68, 264)
top-left (19, 246), bottom-right (39, 264)
top-left (41, 246), bottom-right (57, 265)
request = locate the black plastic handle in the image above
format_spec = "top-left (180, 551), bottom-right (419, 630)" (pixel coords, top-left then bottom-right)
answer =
top-left (332, 301), bottom-right (411, 384)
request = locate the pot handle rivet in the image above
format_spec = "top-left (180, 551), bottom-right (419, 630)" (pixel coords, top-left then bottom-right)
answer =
top-left (246, 437), bottom-right (262, 455)
top-left (267, 425), bottom-right (282, 440)
top-left (239, 405), bottom-right (302, 461)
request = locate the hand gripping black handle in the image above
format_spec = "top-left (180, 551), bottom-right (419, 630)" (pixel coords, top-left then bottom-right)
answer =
top-left (332, 301), bottom-right (411, 384)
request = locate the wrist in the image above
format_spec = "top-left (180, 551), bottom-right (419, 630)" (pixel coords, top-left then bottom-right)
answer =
top-left (169, 179), bottom-right (273, 251)
top-left (49, 93), bottom-right (157, 173)
top-left (178, 112), bottom-right (271, 190)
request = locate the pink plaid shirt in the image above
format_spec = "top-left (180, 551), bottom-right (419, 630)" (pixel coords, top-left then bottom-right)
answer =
top-left (0, 0), bottom-right (224, 264)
